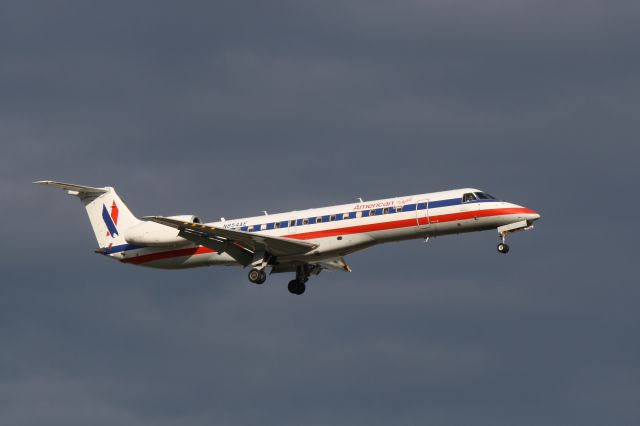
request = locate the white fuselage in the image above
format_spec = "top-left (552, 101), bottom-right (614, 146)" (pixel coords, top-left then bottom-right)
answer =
top-left (106, 188), bottom-right (540, 269)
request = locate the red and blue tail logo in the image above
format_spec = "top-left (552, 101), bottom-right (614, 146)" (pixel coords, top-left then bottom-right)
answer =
top-left (102, 201), bottom-right (119, 237)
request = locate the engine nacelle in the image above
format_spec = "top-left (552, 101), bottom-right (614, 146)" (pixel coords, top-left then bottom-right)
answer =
top-left (124, 215), bottom-right (201, 246)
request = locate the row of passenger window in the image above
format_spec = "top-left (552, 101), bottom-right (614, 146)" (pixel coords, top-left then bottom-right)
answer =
top-left (237, 193), bottom-right (497, 232)
top-left (240, 202), bottom-right (429, 232)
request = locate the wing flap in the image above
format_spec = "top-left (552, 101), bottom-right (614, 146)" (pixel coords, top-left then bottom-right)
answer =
top-left (270, 257), bottom-right (352, 274)
top-left (177, 229), bottom-right (254, 266)
top-left (314, 257), bottom-right (353, 272)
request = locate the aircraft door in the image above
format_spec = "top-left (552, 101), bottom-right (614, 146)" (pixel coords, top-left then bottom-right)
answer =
top-left (416, 199), bottom-right (431, 231)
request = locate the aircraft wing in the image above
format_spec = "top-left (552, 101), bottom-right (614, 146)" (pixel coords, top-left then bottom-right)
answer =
top-left (144, 216), bottom-right (318, 264)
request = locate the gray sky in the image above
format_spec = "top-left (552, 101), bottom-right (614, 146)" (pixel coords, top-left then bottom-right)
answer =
top-left (1, 1), bottom-right (639, 425)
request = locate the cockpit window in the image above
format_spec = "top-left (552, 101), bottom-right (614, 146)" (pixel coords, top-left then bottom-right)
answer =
top-left (474, 192), bottom-right (496, 200)
top-left (474, 192), bottom-right (497, 200)
top-left (462, 193), bottom-right (477, 203)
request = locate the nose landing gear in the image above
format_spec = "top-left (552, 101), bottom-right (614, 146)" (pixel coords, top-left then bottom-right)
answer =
top-left (497, 242), bottom-right (510, 254)
top-left (495, 219), bottom-right (535, 254)
top-left (497, 229), bottom-right (511, 254)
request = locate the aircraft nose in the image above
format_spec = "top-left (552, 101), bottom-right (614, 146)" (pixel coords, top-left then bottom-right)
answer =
top-left (511, 203), bottom-right (541, 221)
top-left (526, 209), bottom-right (541, 221)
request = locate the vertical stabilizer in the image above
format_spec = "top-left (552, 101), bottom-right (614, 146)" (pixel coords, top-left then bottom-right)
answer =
top-left (34, 181), bottom-right (141, 248)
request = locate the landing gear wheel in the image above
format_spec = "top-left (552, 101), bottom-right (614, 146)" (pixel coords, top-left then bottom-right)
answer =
top-left (497, 243), bottom-right (510, 254)
top-left (256, 270), bottom-right (267, 285)
top-left (248, 268), bottom-right (263, 284)
top-left (288, 280), bottom-right (306, 295)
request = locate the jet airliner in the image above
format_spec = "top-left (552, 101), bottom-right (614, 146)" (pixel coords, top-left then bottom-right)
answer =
top-left (35, 180), bottom-right (540, 295)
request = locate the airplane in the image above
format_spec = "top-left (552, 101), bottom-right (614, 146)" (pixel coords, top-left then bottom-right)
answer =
top-left (34, 180), bottom-right (541, 295)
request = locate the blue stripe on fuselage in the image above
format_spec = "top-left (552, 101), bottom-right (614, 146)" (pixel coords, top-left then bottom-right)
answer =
top-left (102, 244), bottom-right (145, 255)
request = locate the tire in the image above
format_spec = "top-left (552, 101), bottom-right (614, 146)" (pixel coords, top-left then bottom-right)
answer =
top-left (248, 268), bottom-right (261, 283)
top-left (288, 280), bottom-right (305, 295)
top-left (256, 270), bottom-right (267, 285)
top-left (497, 243), bottom-right (510, 254)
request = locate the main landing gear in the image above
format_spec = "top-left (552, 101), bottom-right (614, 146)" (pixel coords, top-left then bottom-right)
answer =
top-left (247, 266), bottom-right (308, 294)
top-left (287, 264), bottom-right (314, 295)
top-left (288, 280), bottom-right (306, 295)
top-left (248, 268), bottom-right (267, 284)
top-left (247, 263), bottom-right (317, 295)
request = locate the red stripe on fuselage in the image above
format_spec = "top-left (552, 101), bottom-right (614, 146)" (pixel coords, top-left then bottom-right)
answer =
top-left (428, 207), bottom-right (536, 225)
top-left (121, 245), bottom-right (215, 265)
top-left (284, 207), bottom-right (535, 241)
top-left (120, 207), bottom-right (534, 265)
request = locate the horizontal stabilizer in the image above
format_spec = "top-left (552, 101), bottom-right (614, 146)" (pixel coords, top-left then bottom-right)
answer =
top-left (33, 180), bottom-right (108, 194)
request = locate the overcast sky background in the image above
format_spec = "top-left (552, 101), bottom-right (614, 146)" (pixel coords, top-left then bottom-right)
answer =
top-left (1, 1), bottom-right (639, 425)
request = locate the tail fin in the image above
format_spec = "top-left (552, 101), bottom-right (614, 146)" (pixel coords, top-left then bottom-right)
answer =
top-left (34, 180), bottom-right (141, 248)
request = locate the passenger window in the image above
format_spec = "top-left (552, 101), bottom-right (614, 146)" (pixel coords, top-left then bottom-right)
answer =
top-left (330, 214), bottom-right (336, 221)
top-left (383, 208), bottom-right (389, 214)
top-left (343, 213), bottom-right (350, 220)
top-left (356, 211), bottom-right (362, 218)
top-left (316, 217), bottom-right (322, 223)
top-left (275, 222), bottom-right (281, 229)
top-left (462, 193), bottom-right (477, 203)
top-left (369, 209), bottom-right (376, 216)
top-left (290, 220), bottom-right (296, 227)
top-left (303, 219), bottom-right (309, 225)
